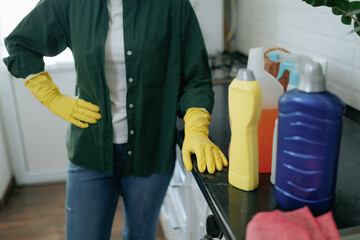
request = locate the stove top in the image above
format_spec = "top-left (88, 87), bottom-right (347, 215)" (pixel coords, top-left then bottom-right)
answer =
top-left (209, 52), bottom-right (248, 81)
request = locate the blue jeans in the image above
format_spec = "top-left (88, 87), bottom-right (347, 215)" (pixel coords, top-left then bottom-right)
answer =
top-left (66, 144), bottom-right (174, 240)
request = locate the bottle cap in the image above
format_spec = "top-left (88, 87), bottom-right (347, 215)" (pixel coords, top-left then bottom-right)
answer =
top-left (298, 62), bottom-right (326, 92)
top-left (236, 69), bottom-right (256, 82)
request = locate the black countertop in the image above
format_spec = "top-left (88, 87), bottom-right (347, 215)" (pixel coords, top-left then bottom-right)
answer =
top-left (178, 83), bottom-right (360, 240)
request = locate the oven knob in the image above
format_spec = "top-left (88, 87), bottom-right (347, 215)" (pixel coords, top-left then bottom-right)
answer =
top-left (206, 215), bottom-right (223, 239)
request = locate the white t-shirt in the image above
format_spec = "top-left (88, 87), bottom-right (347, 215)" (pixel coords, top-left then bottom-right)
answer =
top-left (105, 0), bottom-right (128, 144)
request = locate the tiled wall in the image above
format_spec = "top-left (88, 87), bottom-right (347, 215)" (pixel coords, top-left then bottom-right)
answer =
top-left (234, 0), bottom-right (360, 111)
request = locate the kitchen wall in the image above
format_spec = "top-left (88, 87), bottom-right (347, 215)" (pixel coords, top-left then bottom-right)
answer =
top-left (233, 0), bottom-right (360, 111)
top-left (190, 0), bottom-right (224, 55)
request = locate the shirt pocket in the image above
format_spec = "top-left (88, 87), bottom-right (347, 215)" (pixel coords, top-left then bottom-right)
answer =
top-left (142, 39), bottom-right (175, 88)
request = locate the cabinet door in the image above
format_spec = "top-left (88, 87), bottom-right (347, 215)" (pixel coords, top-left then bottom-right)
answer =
top-left (10, 67), bottom-right (75, 184)
top-left (0, 118), bottom-right (11, 196)
top-left (160, 145), bottom-right (211, 240)
top-left (160, 148), bottom-right (188, 240)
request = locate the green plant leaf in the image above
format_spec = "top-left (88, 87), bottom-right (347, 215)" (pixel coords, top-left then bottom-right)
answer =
top-left (349, 1), bottom-right (360, 18)
top-left (347, 9), bottom-right (360, 16)
top-left (355, 21), bottom-right (360, 36)
top-left (349, 1), bottom-right (360, 11)
top-left (302, 0), bottom-right (336, 7)
top-left (341, 14), bottom-right (352, 24)
top-left (324, 0), bottom-right (336, 6)
top-left (348, 25), bottom-right (360, 34)
top-left (333, 7), bottom-right (343, 15)
top-left (303, 0), bottom-right (327, 7)
top-left (305, 0), bottom-right (360, 38)
top-left (335, 0), bottom-right (350, 11)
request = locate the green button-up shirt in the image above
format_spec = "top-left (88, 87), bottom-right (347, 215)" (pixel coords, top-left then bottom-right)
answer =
top-left (3, 0), bottom-right (214, 176)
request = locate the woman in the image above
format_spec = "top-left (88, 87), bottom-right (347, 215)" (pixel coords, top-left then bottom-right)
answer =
top-left (3, 0), bottom-right (228, 239)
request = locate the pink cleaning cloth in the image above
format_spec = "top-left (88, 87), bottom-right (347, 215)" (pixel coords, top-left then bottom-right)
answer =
top-left (245, 206), bottom-right (340, 240)
top-left (282, 206), bottom-right (327, 240)
top-left (316, 211), bottom-right (341, 240)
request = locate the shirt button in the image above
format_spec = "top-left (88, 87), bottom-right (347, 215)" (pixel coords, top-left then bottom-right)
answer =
top-left (128, 151), bottom-right (132, 156)
top-left (129, 104), bottom-right (134, 109)
top-left (130, 130), bottom-right (135, 135)
top-left (127, 51), bottom-right (132, 56)
top-left (129, 78), bottom-right (134, 83)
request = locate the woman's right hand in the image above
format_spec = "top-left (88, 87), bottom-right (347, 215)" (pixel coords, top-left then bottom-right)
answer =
top-left (25, 72), bottom-right (101, 128)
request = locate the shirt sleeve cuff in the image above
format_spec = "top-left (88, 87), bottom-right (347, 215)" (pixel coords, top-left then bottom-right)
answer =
top-left (25, 71), bottom-right (46, 81)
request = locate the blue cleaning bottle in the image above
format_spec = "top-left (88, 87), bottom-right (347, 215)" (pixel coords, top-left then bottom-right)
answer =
top-left (274, 62), bottom-right (344, 214)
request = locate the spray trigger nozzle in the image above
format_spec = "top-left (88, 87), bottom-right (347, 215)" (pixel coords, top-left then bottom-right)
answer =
top-left (277, 60), bottom-right (295, 80)
top-left (268, 52), bottom-right (279, 62)
top-left (277, 60), bottom-right (299, 87)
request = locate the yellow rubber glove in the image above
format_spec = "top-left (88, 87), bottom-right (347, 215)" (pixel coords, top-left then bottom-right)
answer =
top-left (182, 108), bottom-right (228, 174)
top-left (25, 72), bottom-right (101, 128)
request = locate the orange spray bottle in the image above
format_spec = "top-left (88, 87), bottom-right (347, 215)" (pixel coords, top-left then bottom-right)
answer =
top-left (247, 47), bottom-right (283, 173)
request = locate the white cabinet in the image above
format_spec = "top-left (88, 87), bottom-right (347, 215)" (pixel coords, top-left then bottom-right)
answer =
top-left (160, 145), bottom-right (212, 240)
top-left (1, 64), bottom-right (76, 185)
top-left (0, 118), bottom-right (11, 198)
top-left (0, 66), bottom-right (12, 196)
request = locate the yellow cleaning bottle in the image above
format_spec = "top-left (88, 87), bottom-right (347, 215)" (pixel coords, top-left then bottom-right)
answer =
top-left (228, 69), bottom-right (263, 191)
